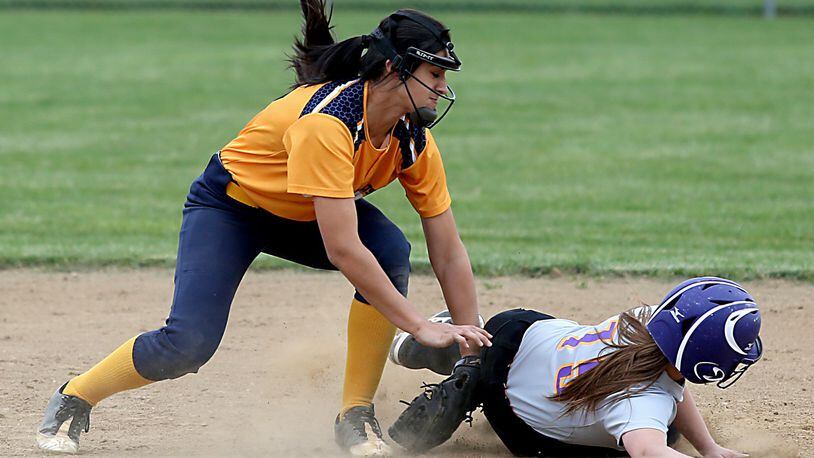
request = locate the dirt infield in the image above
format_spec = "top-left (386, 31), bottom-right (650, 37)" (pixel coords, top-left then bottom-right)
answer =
top-left (1, 269), bottom-right (810, 457)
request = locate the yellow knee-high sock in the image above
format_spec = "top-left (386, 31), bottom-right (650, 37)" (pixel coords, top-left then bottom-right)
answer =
top-left (62, 336), bottom-right (153, 406)
top-left (341, 298), bottom-right (396, 415)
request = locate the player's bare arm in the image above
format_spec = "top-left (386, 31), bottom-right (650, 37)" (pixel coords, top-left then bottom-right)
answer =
top-left (314, 196), bottom-right (490, 349)
top-left (672, 389), bottom-right (747, 458)
top-left (622, 429), bottom-right (689, 458)
top-left (422, 208), bottom-right (484, 355)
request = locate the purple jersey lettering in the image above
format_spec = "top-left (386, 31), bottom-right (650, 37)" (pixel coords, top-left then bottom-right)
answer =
top-left (557, 320), bottom-right (618, 350)
top-left (554, 358), bottom-right (601, 395)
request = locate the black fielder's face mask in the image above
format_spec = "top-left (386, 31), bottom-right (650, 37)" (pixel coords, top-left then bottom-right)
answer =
top-left (401, 45), bottom-right (459, 128)
top-left (367, 12), bottom-right (462, 129)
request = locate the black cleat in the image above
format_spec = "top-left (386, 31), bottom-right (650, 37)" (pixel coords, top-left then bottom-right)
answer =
top-left (334, 405), bottom-right (392, 456)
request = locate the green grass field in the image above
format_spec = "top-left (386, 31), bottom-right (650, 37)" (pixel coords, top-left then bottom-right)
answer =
top-left (3, 0), bottom-right (814, 14)
top-left (1, 11), bottom-right (812, 279)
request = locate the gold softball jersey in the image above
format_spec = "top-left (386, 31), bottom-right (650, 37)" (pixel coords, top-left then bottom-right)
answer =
top-left (219, 79), bottom-right (452, 222)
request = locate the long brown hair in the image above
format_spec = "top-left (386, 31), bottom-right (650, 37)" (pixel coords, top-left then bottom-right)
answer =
top-left (551, 307), bottom-right (669, 416)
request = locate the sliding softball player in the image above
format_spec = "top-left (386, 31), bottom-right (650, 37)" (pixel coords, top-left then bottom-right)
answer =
top-left (389, 277), bottom-right (762, 457)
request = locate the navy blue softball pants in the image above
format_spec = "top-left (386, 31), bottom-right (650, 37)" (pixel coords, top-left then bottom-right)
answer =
top-left (132, 153), bottom-right (411, 381)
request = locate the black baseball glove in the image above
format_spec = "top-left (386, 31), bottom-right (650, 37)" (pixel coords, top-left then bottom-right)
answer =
top-left (388, 355), bottom-right (482, 453)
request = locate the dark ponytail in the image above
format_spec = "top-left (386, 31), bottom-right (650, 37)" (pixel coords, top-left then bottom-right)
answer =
top-left (289, 1), bottom-right (451, 86)
top-left (289, 0), bottom-right (369, 85)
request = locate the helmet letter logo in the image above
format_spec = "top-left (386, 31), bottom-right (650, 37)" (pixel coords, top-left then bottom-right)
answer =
top-left (694, 362), bottom-right (726, 383)
top-left (669, 307), bottom-right (684, 323)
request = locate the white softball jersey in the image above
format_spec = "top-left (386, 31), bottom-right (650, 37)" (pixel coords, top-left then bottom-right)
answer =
top-left (505, 309), bottom-right (685, 450)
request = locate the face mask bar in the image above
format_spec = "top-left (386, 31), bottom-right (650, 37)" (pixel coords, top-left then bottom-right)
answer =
top-left (716, 364), bottom-right (749, 389)
top-left (400, 67), bottom-right (456, 128)
top-left (717, 336), bottom-right (763, 389)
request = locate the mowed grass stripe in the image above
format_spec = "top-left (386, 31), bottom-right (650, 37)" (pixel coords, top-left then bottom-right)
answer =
top-left (0, 12), bottom-right (812, 278)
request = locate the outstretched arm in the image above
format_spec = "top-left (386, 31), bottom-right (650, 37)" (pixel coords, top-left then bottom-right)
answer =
top-left (314, 197), bottom-right (490, 350)
top-left (622, 429), bottom-right (689, 458)
top-left (672, 389), bottom-right (747, 458)
top-left (421, 208), bottom-right (483, 356)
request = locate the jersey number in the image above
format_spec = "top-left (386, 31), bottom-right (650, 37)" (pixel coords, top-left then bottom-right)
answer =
top-left (553, 319), bottom-right (618, 395)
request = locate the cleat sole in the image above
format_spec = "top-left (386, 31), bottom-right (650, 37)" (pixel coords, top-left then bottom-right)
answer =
top-left (36, 431), bottom-right (79, 454)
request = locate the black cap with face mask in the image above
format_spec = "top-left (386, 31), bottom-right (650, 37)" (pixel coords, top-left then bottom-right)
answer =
top-left (366, 10), bottom-right (461, 129)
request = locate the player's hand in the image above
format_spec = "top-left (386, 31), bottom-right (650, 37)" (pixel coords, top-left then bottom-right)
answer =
top-left (700, 443), bottom-right (748, 458)
top-left (413, 321), bottom-right (492, 350)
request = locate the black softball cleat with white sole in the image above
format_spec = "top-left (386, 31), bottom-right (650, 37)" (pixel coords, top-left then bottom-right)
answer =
top-left (334, 405), bottom-right (392, 456)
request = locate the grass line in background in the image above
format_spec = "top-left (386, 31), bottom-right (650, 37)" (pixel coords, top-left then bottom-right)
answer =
top-left (0, 11), bottom-right (812, 280)
top-left (2, 0), bottom-right (814, 16)
top-left (0, 0), bottom-right (814, 16)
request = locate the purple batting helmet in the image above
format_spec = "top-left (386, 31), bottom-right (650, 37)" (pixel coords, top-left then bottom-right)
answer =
top-left (646, 277), bottom-right (763, 388)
